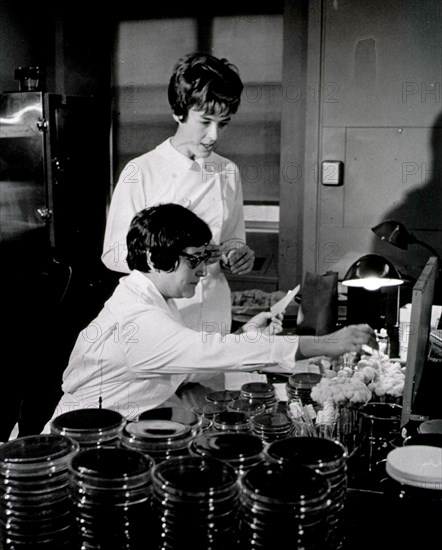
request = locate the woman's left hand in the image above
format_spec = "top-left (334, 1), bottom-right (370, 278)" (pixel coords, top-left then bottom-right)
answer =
top-left (240, 311), bottom-right (284, 336)
top-left (224, 244), bottom-right (255, 274)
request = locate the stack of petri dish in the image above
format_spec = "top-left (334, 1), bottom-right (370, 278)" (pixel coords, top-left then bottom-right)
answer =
top-left (137, 407), bottom-right (202, 436)
top-left (69, 446), bottom-right (154, 550)
top-left (205, 390), bottom-right (240, 405)
top-left (50, 408), bottom-right (126, 449)
top-left (250, 412), bottom-right (293, 443)
top-left (240, 382), bottom-right (278, 412)
top-left (191, 403), bottom-right (228, 433)
top-left (0, 434), bottom-right (79, 549)
top-left (188, 431), bottom-right (265, 476)
top-left (286, 372), bottom-right (323, 406)
top-left (212, 411), bottom-right (251, 432)
top-left (238, 462), bottom-right (331, 549)
top-left (192, 402), bottom-right (227, 419)
top-left (120, 420), bottom-right (193, 463)
top-left (265, 436), bottom-right (348, 550)
top-left (227, 398), bottom-right (266, 417)
top-left (152, 456), bottom-right (240, 550)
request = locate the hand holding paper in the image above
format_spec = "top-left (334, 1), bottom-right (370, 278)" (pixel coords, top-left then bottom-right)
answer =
top-left (270, 284), bottom-right (300, 316)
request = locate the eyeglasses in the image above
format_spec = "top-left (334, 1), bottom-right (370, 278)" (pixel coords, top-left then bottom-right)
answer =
top-left (179, 250), bottom-right (212, 269)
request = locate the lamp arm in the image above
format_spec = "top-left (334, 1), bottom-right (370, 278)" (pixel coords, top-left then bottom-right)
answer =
top-left (410, 237), bottom-right (441, 262)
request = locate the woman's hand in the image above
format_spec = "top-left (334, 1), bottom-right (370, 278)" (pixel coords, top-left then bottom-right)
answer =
top-left (239, 312), bottom-right (284, 336)
top-left (297, 324), bottom-right (378, 360)
top-left (326, 324), bottom-right (379, 356)
top-left (222, 244), bottom-right (255, 275)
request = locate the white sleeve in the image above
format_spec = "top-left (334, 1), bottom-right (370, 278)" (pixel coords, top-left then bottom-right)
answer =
top-left (219, 161), bottom-right (246, 250)
top-left (102, 160), bottom-right (147, 273)
top-left (124, 307), bottom-right (297, 375)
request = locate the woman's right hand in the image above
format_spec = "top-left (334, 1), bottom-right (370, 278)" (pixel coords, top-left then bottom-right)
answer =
top-left (325, 324), bottom-right (379, 356)
top-left (297, 324), bottom-right (378, 360)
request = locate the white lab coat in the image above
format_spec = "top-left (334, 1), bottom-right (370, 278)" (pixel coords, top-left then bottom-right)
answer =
top-left (102, 138), bottom-right (246, 333)
top-left (48, 271), bottom-right (296, 420)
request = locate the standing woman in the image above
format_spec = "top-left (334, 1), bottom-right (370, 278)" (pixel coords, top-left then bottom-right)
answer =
top-left (102, 52), bottom-right (254, 334)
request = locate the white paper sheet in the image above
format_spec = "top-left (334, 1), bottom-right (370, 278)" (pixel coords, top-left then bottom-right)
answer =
top-left (270, 284), bottom-right (300, 316)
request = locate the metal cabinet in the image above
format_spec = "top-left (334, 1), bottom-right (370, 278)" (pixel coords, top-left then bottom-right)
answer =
top-left (0, 91), bottom-right (109, 277)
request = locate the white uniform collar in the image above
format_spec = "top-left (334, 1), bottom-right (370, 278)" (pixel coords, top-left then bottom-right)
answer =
top-left (128, 270), bottom-right (183, 320)
top-left (156, 138), bottom-right (197, 171)
top-left (128, 270), bottom-right (165, 300)
top-left (157, 138), bottom-right (217, 173)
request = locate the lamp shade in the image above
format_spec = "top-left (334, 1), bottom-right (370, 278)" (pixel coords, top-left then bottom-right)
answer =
top-left (371, 220), bottom-right (411, 250)
top-left (342, 254), bottom-right (404, 291)
top-left (372, 219), bottom-right (441, 261)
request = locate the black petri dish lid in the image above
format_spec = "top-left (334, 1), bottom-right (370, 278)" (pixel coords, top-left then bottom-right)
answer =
top-left (190, 432), bottom-right (264, 460)
top-left (137, 407), bottom-right (199, 427)
top-left (213, 411), bottom-right (249, 426)
top-left (0, 435), bottom-right (78, 465)
top-left (227, 399), bottom-right (265, 414)
top-left (266, 436), bottom-right (346, 465)
top-left (70, 447), bottom-right (151, 479)
top-left (205, 390), bottom-right (240, 403)
top-left (152, 456), bottom-right (238, 497)
top-left (287, 372), bottom-right (323, 389)
top-left (251, 412), bottom-right (292, 429)
top-left (240, 462), bottom-right (329, 504)
top-left (241, 382), bottom-right (275, 398)
top-left (123, 420), bottom-right (192, 442)
top-left (51, 408), bottom-right (125, 433)
top-left (193, 403), bottom-right (227, 417)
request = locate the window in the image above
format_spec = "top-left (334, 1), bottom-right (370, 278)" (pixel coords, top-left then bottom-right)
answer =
top-left (113, 14), bottom-right (283, 231)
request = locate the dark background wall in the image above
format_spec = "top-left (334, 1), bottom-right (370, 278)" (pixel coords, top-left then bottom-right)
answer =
top-left (299, 0), bottom-right (442, 285)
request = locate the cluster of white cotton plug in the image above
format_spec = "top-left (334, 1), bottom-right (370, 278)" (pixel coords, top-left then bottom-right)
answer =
top-left (354, 352), bottom-right (405, 398)
top-left (310, 350), bottom-right (406, 406)
top-left (310, 374), bottom-right (372, 406)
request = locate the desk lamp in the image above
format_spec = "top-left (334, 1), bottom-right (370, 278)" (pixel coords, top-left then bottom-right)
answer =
top-left (342, 254), bottom-right (404, 291)
top-left (371, 220), bottom-right (441, 263)
top-left (343, 254), bottom-right (404, 344)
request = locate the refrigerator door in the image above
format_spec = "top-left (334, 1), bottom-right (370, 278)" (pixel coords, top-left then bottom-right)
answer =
top-left (44, 94), bottom-right (108, 272)
top-left (0, 92), bottom-right (50, 259)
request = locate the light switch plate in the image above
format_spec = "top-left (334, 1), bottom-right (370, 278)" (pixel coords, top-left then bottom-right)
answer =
top-left (321, 161), bottom-right (343, 185)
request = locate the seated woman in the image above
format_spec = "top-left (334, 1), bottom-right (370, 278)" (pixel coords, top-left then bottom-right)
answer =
top-left (47, 203), bottom-right (377, 421)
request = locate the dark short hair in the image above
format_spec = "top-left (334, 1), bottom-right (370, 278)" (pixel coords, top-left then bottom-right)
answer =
top-left (168, 52), bottom-right (243, 120)
top-left (126, 203), bottom-right (212, 272)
